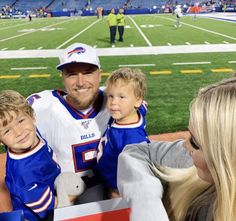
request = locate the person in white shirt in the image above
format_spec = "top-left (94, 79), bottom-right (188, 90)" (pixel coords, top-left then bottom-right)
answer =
top-left (174, 5), bottom-right (183, 28)
top-left (28, 43), bottom-right (111, 203)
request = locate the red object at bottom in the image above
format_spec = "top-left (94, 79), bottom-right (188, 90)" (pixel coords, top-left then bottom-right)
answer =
top-left (63, 208), bottom-right (130, 221)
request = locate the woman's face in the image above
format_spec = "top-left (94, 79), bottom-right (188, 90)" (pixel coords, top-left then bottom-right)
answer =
top-left (186, 132), bottom-right (214, 184)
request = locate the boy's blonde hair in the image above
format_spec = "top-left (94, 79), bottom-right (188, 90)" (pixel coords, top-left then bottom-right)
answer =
top-left (0, 90), bottom-right (34, 127)
top-left (106, 68), bottom-right (147, 99)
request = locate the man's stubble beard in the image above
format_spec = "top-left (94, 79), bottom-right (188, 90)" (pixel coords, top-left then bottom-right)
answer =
top-left (66, 91), bottom-right (99, 110)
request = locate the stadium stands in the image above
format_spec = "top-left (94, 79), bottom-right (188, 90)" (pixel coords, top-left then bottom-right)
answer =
top-left (49, 0), bottom-right (87, 11)
top-left (128, 0), bottom-right (160, 9)
top-left (0, 1), bottom-right (23, 18)
top-left (1, 0), bottom-right (235, 17)
top-left (13, 0), bottom-right (51, 11)
top-left (46, 0), bottom-right (165, 11)
top-left (90, 0), bottom-right (126, 10)
top-left (0, 0), bottom-right (15, 7)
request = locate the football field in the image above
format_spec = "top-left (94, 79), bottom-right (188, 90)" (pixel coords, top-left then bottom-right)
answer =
top-left (0, 13), bottom-right (236, 134)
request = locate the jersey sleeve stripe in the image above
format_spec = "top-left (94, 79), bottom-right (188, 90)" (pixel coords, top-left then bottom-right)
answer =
top-left (33, 191), bottom-right (53, 213)
top-left (26, 187), bottom-right (50, 207)
top-left (142, 101), bottom-right (148, 111)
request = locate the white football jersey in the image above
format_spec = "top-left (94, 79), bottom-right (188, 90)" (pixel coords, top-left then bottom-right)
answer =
top-left (174, 6), bottom-right (182, 17)
top-left (28, 89), bottom-right (110, 177)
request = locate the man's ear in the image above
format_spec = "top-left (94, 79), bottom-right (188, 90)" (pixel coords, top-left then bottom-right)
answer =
top-left (134, 97), bottom-right (143, 109)
top-left (61, 73), bottom-right (65, 86)
top-left (98, 69), bottom-right (102, 83)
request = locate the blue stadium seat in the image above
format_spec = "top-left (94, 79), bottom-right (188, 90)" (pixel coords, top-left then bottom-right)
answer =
top-left (13, 0), bottom-right (51, 12)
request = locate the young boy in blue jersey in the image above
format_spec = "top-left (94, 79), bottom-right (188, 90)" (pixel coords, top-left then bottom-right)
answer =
top-left (0, 90), bottom-right (61, 221)
top-left (97, 68), bottom-right (149, 198)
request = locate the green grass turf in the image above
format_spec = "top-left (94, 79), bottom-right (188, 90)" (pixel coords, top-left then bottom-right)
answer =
top-left (1, 14), bottom-right (236, 49)
top-left (0, 52), bottom-right (234, 136)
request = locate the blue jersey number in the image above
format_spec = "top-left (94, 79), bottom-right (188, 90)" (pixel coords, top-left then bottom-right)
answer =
top-left (72, 139), bottom-right (100, 172)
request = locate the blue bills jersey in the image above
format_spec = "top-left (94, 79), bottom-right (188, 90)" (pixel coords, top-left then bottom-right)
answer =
top-left (5, 138), bottom-right (60, 221)
top-left (97, 102), bottom-right (150, 189)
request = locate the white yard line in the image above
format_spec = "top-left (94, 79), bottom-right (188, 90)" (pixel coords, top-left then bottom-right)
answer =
top-left (119, 64), bottom-right (155, 67)
top-left (56, 19), bottom-right (101, 49)
top-left (0, 30), bottom-right (38, 42)
top-left (0, 19), bottom-right (73, 43)
top-left (11, 67), bottom-right (48, 70)
top-left (228, 61), bottom-right (236, 63)
top-left (1, 44), bottom-right (236, 59)
top-left (0, 20), bottom-right (40, 31)
top-left (128, 16), bottom-right (152, 46)
top-left (158, 16), bottom-right (236, 41)
top-left (173, 61), bottom-right (211, 65)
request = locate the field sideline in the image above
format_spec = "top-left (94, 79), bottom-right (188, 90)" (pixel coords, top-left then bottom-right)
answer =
top-left (1, 44), bottom-right (236, 59)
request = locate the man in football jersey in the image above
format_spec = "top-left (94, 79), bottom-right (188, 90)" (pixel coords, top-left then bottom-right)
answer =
top-left (28, 43), bottom-right (111, 203)
top-left (0, 90), bottom-right (60, 220)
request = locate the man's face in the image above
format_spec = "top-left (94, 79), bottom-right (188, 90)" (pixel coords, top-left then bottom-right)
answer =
top-left (62, 63), bottom-right (101, 110)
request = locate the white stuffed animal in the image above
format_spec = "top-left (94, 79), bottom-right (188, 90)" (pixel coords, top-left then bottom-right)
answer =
top-left (54, 172), bottom-right (86, 208)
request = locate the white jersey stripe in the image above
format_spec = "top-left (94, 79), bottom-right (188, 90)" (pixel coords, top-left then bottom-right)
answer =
top-left (26, 187), bottom-right (50, 207)
top-left (33, 191), bottom-right (53, 213)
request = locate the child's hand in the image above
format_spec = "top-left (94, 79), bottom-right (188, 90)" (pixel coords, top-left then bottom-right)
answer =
top-left (108, 189), bottom-right (121, 198)
top-left (69, 194), bottom-right (78, 203)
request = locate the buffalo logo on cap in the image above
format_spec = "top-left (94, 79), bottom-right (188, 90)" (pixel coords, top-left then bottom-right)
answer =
top-left (67, 47), bottom-right (86, 58)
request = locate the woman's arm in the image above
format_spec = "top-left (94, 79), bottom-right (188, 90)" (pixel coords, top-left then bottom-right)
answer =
top-left (117, 140), bottom-right (193, 221)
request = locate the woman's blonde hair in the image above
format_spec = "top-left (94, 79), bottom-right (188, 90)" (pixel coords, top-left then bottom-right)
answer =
top-left (106, 68), bottom-right (147, 99)
top-left (0, 90), bottom-right (34, 127)
top-left (154, 78), bottom-right (236, 221)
